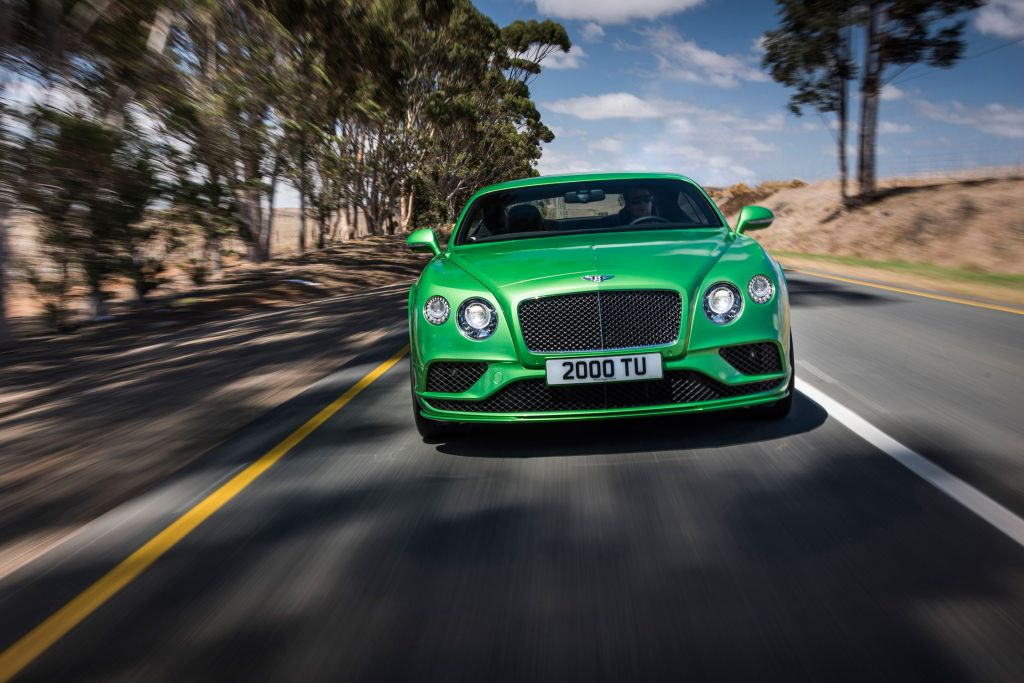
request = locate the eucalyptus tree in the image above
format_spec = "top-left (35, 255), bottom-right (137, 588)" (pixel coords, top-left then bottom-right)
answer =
top-left (5, 0), bottom-right (178, 319)
top-left (414, 11), bottom-right (570, 222)
top-left (855, 0), bottom-right (981, 194)
top-left (763, 0), bottom-right (857, 203)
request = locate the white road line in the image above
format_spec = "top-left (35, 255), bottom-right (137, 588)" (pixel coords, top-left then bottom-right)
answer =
top-left (796, 378), bottom-right (1024, 549)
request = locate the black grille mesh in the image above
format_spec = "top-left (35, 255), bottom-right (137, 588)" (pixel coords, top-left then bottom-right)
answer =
top-left (518, 290), bottom-right (681, 353)
top-left (426, 362), bottom-right (487, 393)
top-left (426, 372), bottom-right (781, 413)
top-left (719, 343), bottom-right (783, 376)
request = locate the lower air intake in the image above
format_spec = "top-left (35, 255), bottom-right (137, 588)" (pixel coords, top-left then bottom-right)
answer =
top-left (426, 372), bottom-right (781, 413)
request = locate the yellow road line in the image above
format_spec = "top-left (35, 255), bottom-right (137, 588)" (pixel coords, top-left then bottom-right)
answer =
top-left (789, 268), bottom-right (1024, 316)
top-left (0, 345), bottom-right (410, 682)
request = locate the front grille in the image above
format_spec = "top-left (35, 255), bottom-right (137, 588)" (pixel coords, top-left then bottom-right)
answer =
top-left (426, 372), bottom-right (781, 413)
top-left (518, 290), bottom-right (681, 353)
top-left (719, 343), bottom-right (783, 375)
top-left (426, 362), bottom-right (487, 393)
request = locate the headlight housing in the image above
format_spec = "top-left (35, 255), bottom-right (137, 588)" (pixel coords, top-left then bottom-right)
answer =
top-left (703, 282), bottom-right (742, 325)
top-left (457, 298), bottom-right (498, 339)
top-left (423, 296), bottom-right (450, 325)
top-left (748, 275), bottom-right (775, 304)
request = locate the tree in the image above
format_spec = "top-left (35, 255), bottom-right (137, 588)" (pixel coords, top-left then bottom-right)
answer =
top-left (856, 0), bottom-right (982, 195)
top-left (763, 0), bottom-right (856, 203)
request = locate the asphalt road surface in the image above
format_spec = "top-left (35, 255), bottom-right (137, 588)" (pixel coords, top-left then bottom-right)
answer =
top-left (1, 272), bottom-right (1023, 682)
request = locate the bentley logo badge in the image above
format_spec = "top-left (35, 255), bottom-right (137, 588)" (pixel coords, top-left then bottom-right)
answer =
top-left (582, 275), bottom-right (615, 283)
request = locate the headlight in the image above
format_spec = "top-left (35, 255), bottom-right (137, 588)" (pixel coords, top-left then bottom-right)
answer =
top-left (423, 296), bottom-right (450, 325)
top-left (748, 275), bottom-right (775, 304)
top-left (457, 298), bottom-right (498, 339)
top-left (703, 282), bottom-right (742, 325)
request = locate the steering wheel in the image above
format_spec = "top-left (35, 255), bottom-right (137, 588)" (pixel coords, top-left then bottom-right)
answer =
top-left (629, 215), bottom-right (670, 226)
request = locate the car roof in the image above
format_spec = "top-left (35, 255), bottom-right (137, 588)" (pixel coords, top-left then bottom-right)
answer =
top-left (472, 172), bottom-right (699, 196)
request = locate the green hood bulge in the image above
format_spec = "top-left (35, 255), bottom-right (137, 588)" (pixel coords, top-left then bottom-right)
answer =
top-left (449, 228), bottom-right (732, 301)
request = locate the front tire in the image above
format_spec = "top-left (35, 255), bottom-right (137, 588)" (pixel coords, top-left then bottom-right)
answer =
top-left (749, 336), bottom-right (795, 420)
top-left (411, 363), bottom-right (454, 440)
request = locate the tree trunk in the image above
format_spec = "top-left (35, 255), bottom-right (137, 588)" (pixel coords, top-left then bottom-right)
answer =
top-left (242, 186), bottom-right (262, 262)
top-left (261, 156), bottom-right (280, 261)
top-left (206, 235), bottom-right (222, 278)
top-left (298, 182), bottom-right (307, 253)
top-left (399, 186), bottom-right (415, 232)
top-left (0, 203), bottom-right (12, 347)
top-left (317, 215), bottom-right (327, 249)
top-left (858, 3), bottom-right (883, 197)
top-left (838, 27), bottom-right (850, 205)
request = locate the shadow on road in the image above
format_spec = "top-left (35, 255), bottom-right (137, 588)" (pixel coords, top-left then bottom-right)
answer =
top-left (786, 276), bottom-right (895, 308)
top-left (434, 392), bottom-right (828, 459)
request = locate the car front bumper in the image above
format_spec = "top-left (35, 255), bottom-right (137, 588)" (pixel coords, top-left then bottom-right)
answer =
top-left (412, 344), bottom-right (791, 423)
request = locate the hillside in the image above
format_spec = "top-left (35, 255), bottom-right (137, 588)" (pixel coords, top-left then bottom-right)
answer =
top-left (709, 174), bottom-right (1024, 276)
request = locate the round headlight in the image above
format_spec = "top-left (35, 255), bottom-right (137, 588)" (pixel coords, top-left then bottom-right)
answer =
top-left (748, 275), bottom-right (774, 304)
top-left (423, 296), bottom-right (450, 325)
top-left (457, 298), bottom-right (498, 339)
top-left (703, 283), bottom-right (742, 325)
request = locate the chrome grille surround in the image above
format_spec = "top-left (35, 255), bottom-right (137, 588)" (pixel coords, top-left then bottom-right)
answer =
top-left (518, 290), bottom-right (682, 353)
top-left (426, 373), bottom-right (782, 413)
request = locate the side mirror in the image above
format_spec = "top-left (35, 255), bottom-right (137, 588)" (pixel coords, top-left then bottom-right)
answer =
top-left (407, 228), bottom-right (440, 256)
top-left (735, 205), bottom-right (774, 234)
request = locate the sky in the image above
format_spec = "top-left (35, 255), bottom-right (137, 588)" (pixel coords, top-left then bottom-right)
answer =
top-left (474, 0), bottom-right (1024, 187)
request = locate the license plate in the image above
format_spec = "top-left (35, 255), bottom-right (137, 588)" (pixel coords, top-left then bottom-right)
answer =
top-left (545, 353), bottom-right (663, 386)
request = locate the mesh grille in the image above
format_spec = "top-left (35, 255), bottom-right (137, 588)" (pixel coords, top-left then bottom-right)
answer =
top-left (426, 372), bottom-right (781, 413)
top-left (426, 362), bottom-right (487, 393)
top-left (719, 343), bottom-right (783, 376)
top-left (518, 290), bottom-right (681, 353)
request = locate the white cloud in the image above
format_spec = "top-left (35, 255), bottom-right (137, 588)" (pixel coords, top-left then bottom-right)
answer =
top-left (801, 121), bottom-right (822, 131)
top-left (539, 94), bottom-right (779, 185)
top-left (914, 99), bottom-right (1024, 138)
top-left (751, 35), bottom-right (766, 54)
top-left (641, 27), bottom-right (769, 88)
top-left (545, 45), bottom-right (587, 70)
top-left (536, 148), bottom-right (602, 176)
top-left (580, 22), bottom-right (606, 42)
top-left (588, 137), bottom-right (627, 154)
top-left (545, 92), bottom-right (691, 119)
top-left (878, 121), bottom-right (914, 134)
top-left (976, 0), bottom-right (1024, 39)
top-left (531, 0), bottom-right (704, 25)
top-left (880, 84), bottom-right (904, 101)
top-left (549, 125), bottom-right (589, 138)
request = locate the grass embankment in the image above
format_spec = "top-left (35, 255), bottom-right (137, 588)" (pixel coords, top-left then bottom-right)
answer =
top-left (711, 173), bottom-right (1024, 307)
top-left (772, 251), bottom-right (1024, 308)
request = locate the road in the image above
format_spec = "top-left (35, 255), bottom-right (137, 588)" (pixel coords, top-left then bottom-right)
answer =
top-left (1, 272), bottom-right (1023, 681)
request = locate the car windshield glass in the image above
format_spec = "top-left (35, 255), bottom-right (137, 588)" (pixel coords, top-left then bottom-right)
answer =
top-left (455, 178), bottom-right (723, 245)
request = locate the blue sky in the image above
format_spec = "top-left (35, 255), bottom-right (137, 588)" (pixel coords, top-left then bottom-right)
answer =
top-left (475, 0), bottom-right (1024, 187)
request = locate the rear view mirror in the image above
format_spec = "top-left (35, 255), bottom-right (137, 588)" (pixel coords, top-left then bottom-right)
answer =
top-left (564, 189), bottom-right (605, 204)
top-left (735, 205), bottom-right (774, 234)
top-left (407, 228), bottom-right (440, 256)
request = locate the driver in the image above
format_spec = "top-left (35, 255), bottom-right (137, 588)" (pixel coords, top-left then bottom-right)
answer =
top-left (621, 186), bottom-right (655, 223)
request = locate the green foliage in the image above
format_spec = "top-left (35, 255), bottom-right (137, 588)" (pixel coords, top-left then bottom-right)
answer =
top-left (5, 0), bottom-right (565, 330)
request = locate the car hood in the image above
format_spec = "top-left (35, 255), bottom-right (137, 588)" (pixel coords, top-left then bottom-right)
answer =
top-left (448, 229), bottom-right (733, 300)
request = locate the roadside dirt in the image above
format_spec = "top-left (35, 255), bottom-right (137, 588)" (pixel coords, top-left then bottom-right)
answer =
top-left (709, 173), bottom-right (1024, 276)
top-left (0, 237), bottom-right (427, 578)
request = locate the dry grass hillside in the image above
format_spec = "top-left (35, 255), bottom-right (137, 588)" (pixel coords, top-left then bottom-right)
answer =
top-left (709, 174), bottom-right (1024, 275)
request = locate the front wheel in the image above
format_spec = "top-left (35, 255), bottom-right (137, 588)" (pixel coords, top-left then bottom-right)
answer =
top-left (411, 363), bottom-right (455, 440)
top-left (749, 337), bottom-right (795, 420)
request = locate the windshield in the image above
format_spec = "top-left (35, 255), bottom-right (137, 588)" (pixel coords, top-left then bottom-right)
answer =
top-left (454, 178), bottom-right (723, 245)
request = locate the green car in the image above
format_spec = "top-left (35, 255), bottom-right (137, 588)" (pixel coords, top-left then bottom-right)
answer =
top-left (406, 172), bottom-right (793, 439)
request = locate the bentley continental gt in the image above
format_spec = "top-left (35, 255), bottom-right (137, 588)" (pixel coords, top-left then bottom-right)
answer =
top-left (406, 172), bottom-right (793, 439)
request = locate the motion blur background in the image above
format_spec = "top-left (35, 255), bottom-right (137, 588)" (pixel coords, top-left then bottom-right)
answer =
top-left (2, 4), bottom-right (1024, 680)
top-left (1, 0), bottom-right (1021, 337)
